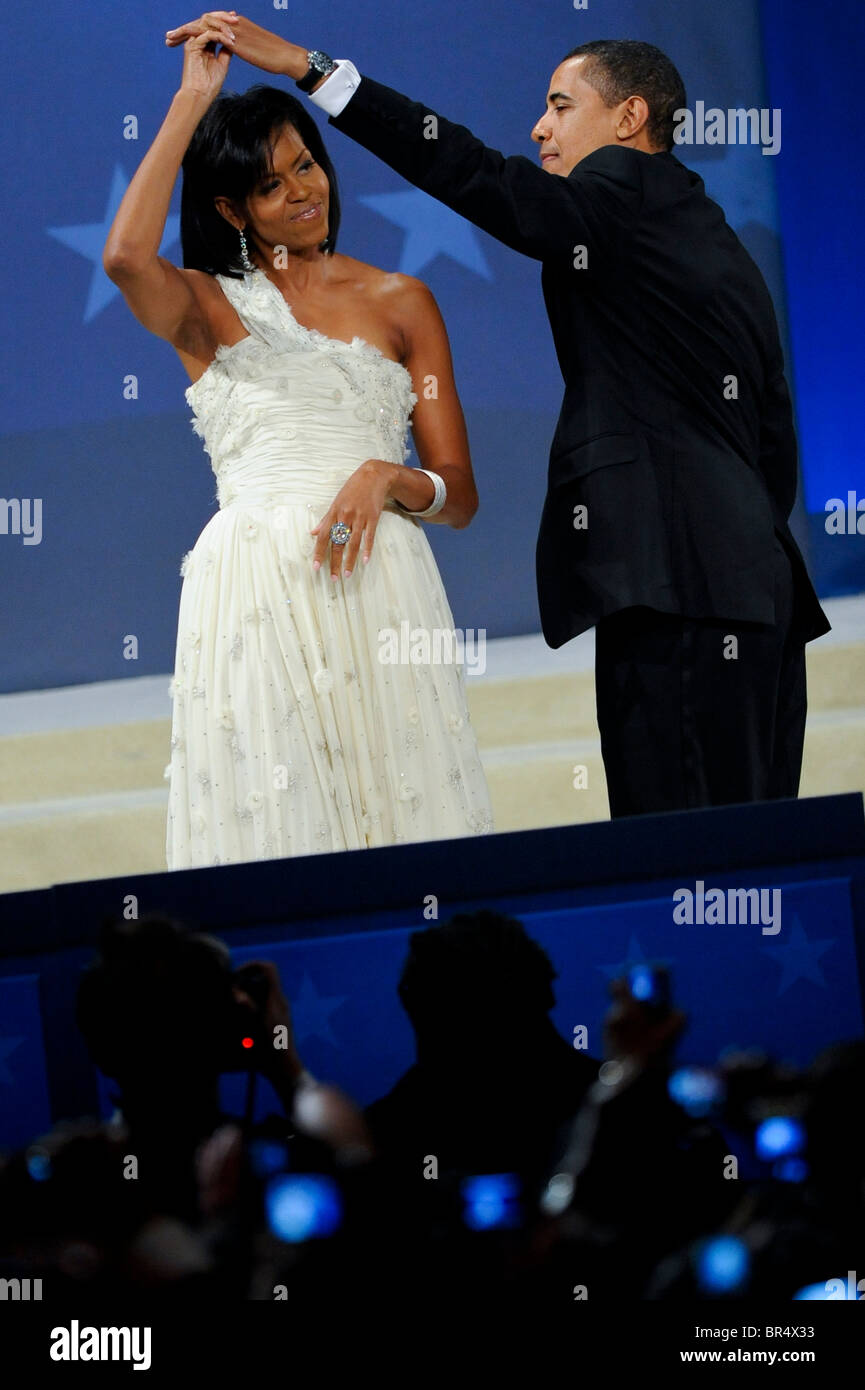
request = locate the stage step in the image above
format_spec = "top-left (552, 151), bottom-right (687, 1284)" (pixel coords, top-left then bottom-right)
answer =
top-left (1, 600), bottom-right (863, 892)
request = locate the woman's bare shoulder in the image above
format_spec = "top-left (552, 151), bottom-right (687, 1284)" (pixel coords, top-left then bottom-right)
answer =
top-left (331, 253), bottom-right (434, 307)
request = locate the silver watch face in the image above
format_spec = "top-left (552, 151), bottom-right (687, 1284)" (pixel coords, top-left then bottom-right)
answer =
top-left (307, 50), bottom-right (336, 76)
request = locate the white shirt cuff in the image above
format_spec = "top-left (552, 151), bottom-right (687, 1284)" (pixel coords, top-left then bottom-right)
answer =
top-left (307, 59), bottom-right (361, 117)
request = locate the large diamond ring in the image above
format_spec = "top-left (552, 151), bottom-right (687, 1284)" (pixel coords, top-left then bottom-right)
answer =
top-left (330, 522), bottom-right (352, 546)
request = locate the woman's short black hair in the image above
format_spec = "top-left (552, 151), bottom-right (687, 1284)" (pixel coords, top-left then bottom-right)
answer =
top-left (180, 83), bottom-right (341, 277)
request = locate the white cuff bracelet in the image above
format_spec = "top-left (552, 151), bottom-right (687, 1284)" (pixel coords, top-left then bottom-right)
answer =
top-left (395, 468), bottom-right (447, 518)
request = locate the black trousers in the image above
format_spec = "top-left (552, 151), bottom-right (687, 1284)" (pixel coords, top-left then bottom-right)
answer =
top-left (593, 538), bottom-right (809, 817)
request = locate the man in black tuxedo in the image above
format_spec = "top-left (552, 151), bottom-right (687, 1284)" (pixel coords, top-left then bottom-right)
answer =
top-left (297, 36), bottom-right (831, 816)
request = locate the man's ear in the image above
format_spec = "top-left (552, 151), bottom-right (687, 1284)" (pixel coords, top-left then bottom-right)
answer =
top-left (214, 196), bottom-right (243, 230)
top-left (615, 95), bottom-right (651, 143)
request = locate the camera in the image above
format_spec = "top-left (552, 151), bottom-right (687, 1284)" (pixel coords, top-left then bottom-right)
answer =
top-left (626, 962), bottom-right (671, 1014)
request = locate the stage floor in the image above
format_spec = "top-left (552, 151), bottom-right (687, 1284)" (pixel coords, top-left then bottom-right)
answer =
top-left (1, 594), bottom-right (864, 893)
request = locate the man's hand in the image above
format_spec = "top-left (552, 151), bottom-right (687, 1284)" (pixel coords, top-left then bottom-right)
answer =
top-left (232, 959), bottom-right (303, 1087)
top-left (603, 976), bottom-right (686, 1067)
top-left (293, 1083), bottom-right (376, 1162)
top-left (165, 10), bottom-right (310, 82)
top-left (311, 459), bottom-right (399, 579)
top-left (196, 1123), bottom-right (244, 1216)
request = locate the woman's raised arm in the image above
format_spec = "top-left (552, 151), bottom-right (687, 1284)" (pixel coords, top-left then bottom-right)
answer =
top-left (102, 14), bottom-right (236, 348)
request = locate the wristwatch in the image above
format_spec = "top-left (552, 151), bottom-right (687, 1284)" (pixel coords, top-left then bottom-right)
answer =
top-left (296, 50), bottom-right (337, 93)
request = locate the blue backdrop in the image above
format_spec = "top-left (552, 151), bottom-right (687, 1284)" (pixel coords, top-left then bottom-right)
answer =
top-left (2, 0), bottom-right (862, 693)
top-left (1, 793), bottom-right (863, 1151)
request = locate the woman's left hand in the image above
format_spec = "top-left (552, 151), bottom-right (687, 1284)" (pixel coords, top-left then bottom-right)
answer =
top-left (165, 11), bottom-right (295, 75)
top-left (311, 459), bottom-right (398, 580)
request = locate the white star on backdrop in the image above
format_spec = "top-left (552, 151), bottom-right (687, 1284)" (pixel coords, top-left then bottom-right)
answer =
top-left (290, 970), bottom-right (349, 1049)
top-left (357, 189), bottom-right (493, 279)
top-left (761, 917), bottom-right (835, 994)
top-left (47, 165), bottom-right (180, 322)
top-left (597, 933), bottom-right (674, 981)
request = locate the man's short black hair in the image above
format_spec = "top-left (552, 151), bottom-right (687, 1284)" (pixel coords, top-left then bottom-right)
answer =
top-left (397, 909), bottom-right (558, 1039)
top-left (76, 913), bottom-right (235, 1082)
top-left (563, 39), bottom-right (686, 152)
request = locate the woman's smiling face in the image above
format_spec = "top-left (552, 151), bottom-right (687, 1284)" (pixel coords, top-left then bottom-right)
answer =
top-left (218, 122), bottom-right (332, 259)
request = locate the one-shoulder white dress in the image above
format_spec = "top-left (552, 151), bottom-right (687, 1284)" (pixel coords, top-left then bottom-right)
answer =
top-left (165, 268), bottom-right (494, 867)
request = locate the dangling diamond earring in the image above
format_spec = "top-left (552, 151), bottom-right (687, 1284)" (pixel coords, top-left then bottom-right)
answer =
top-left (238, 227), bottom-right (255, 273)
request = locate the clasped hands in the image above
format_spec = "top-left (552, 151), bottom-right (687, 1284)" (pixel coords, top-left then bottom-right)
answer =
top-left (165, 9), bottom-right (311, 81)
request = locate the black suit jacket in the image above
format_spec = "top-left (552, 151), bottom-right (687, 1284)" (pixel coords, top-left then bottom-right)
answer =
top-left (329, 77), bottom-right (831, 647)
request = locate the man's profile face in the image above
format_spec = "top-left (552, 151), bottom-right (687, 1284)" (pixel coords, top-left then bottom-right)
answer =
top-left (532, 56), bottom-right (626, 175)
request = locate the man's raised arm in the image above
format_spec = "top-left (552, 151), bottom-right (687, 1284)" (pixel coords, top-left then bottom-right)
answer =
top-left (309, 61), bottom-right (642, 261)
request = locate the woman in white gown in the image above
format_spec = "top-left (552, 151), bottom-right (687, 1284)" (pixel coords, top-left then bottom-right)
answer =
top-left (104, 13), bottom-right (494, 867)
